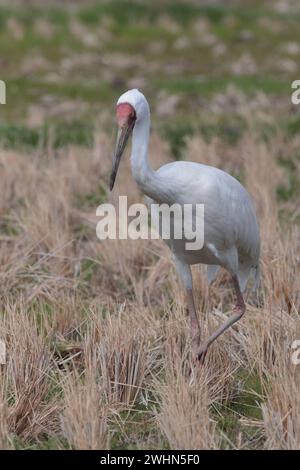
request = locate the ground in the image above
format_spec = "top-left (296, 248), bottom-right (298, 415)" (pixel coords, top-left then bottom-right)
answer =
top-left (0, 0), bottom-right (299, 450)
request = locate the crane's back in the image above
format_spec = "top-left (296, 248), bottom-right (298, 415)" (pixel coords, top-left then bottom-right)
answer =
top-left (149, 161), bottom-right (260, 290)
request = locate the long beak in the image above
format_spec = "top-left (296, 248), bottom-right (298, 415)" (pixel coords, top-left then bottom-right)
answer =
top-left (110, 122), bottom-right (134, 190)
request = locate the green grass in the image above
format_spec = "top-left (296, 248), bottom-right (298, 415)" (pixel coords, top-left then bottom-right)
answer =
top-left (79, 1), bottom-right (152, 26)
top-left (285, 114), bottom-right (300, 137)
top-left (53, 120), bottom-right (94, 148)
top-left (277, 156), bottom-right (300, 202)
top-left (77, 1), bottom-right (300, 27)
top-left (0, 120), bottom-right (94, 149)
top-left (13, 436), bottom-right (69, 450)
top-left (156, 76), bottom-right (288, 96)
top-left (160, 114), bottom-right (246, 160)
top-left (162, 121), bottom-right (194, 160)
top-left (199, 117), bottom-right (246, 145)
top-left (0, 123), bottom-right (44, 149)
top-left (80, 259), bottom-right (99, 283)
top-left (0, 216), bottom-right (19, 236)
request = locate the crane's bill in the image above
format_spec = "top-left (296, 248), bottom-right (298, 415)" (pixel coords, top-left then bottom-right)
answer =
top-left (110, 122), bottom-right (134, 190)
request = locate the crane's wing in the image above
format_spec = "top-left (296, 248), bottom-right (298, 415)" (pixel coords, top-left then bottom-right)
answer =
top-left (156, 161), bottom-right (260, 290)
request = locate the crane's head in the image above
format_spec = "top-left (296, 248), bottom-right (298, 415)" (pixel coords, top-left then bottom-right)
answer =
top-left (110, 89), bottom-right (149, 190)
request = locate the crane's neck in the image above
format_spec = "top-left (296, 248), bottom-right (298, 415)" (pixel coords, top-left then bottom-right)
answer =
top-left (131, 114), bottom-right (162, 201)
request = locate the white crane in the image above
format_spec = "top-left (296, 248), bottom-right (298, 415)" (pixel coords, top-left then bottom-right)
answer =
top-left (110, 89), bottom-right (260, 363)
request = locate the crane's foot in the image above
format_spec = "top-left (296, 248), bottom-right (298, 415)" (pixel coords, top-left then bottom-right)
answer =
top-left (196, 343), bottom-right (209, 365)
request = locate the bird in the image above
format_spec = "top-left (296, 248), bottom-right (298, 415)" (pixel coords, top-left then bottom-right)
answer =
top-left (109, 89), bottom-right (260, 363)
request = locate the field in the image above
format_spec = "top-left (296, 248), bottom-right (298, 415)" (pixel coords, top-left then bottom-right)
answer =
top-left (0, 0), bottom-right (299, 450)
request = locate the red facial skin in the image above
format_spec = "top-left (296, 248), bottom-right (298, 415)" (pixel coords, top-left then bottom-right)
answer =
top-left (116, 103), bottom-right (136, 128)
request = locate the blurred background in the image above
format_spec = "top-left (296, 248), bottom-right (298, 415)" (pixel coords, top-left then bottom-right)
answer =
top-left (0, 0), bottom-right (300, 162)
top-left (0, 0), bottom-right (299, 451)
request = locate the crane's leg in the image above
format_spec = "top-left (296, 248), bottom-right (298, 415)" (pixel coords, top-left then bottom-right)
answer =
top-left (186, 286), bottom-right (201, 354)
top-left (197, 274), bottom-right (245, 364)
top-left (173, 257), bottom-right (201, 353)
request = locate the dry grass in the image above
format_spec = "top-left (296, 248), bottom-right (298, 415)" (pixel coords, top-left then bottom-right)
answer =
top-left (0, 123), bottom-right (299, 449)
top-left (61, 368), bottom-right (109, 450)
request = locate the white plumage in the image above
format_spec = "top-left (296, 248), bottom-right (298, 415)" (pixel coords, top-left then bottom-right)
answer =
top-left (110, 89), bottom-right (260, 363)
top-left (152, 161), bottom-right (260, 291)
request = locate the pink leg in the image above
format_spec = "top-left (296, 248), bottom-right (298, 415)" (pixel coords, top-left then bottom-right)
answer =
top-left (186, 288), bottom-right (201, 353)
top-left (197, 275), bottom-right (246, 364)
